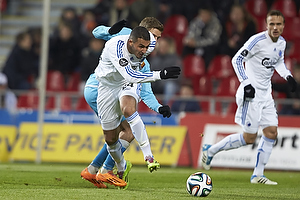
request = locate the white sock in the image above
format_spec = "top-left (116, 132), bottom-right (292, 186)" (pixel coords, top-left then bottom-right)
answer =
top-left (100, 166), bottom-right (109, 174)
top-left (126, 111), bottom-right (153, 160)
top-left (208, 133), bottom-right (246, 157)
top-left (119, 139), bottom-right (130, 149)
top-left (87, 165), bottom-right (99, 174)
top-left (106, 140), bottom-right (126, 172)
top-left (252, 135), bottom-right (275, 177)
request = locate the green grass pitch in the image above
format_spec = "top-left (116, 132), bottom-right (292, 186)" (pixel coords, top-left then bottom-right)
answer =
top-left (0, 163), bottom-right (299, 200)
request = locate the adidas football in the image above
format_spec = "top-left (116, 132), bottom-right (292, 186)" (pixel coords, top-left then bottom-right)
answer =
top-left (186, 172), bottom-right (213, 197)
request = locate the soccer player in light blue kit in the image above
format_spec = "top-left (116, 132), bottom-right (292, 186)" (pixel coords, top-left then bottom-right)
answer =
top-left (81, 18), bottom-right (175, 188)
top-left (201, 10), bottom-right (297, 185)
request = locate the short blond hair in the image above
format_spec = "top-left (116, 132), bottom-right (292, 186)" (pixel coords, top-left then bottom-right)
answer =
top-left (139, 17), bottom-right (164, 32)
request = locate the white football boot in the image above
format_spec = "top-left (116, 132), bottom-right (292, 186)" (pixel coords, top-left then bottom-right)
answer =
top-left (250, 175), bottom-right (278, 185)
top-left (201, 144), bottom-right (213, 170)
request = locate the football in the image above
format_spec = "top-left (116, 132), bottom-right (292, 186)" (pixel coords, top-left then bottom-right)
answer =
top-left (186, 172), bottom-right (213, 197)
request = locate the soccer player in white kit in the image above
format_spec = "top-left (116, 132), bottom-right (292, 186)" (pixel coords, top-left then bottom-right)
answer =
top-left (201, 10), bottom-right (297, 185)
top-left (81, 18), bottom-right (171, 189)
top-left (93, 26), bottom-right (180, 187)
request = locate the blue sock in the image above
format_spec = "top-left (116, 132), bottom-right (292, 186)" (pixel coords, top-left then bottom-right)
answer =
top-left (90, 143), bottom-right (109, 168)
top-left (103, 146), bottom-right (126, 171)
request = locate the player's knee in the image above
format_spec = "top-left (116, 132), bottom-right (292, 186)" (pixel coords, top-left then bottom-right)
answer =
top-left (243, 132), bottom-right (257, 144)
top-left (263, 126), bottom-right (278, 140)
top-left (121, 105), bottom-right (137, 118)
top-left (264, 131), bottom-right (277, 140)
top-left (244, 137), bottom-right (256, 144)
top-left (103, 130), bottom-right (119, 145)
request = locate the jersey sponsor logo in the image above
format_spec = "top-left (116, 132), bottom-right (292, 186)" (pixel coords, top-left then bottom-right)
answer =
top-left (119, 58), bottom-right (129, 67)
top-left (261, 58), bottom-right (276, 69)
top-left (241, 49), bottom-right (248, 57)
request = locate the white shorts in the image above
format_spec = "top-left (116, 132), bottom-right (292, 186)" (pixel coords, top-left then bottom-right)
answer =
top-left (97, 82), bottom-right (142, 130)
top-left (119, 83), bottom-right (142, 103)
top-left (234, 97), bottom-right (278, 134)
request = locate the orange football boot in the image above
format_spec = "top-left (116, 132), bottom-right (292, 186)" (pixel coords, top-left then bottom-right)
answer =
top-left (81, 168), bottom-right (107, 188)
top-left (96, 171), bottom-right (127, 187)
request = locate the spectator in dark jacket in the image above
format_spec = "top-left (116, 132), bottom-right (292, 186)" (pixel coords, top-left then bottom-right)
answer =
top-left (182, 5), bottom-right (222, 68)
top-left (79, 37), bottom-right (104, 90)
top-left (218, 4), bottom-right (256, 57)
top-left (49, 22), bottom-right (82, 76)
top-left (2, 31), bottom-right (38, 90)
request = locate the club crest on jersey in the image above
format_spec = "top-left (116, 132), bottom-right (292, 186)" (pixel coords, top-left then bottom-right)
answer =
top-left (119, 58), bottom-right (129, 67)
top-left (241, 49), bottom-right (248, 57)
top-left (132, 65), bottom-right (138, 70)
top-left (262, 57), bottom-right (276, 69)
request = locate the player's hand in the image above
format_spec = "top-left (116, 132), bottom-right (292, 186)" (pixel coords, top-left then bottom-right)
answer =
top-left (160, 66), bottom-right (181, 79)
top-left (158, 105), bottom-right (171, 118)
top-left (244, 84), bottom-right (255, 101)
top-left (108, 19), bottom-right (127, 35)
top-left (287, 75), bottom-right (297, 92)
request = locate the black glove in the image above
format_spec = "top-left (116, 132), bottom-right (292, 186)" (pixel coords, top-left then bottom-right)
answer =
top-left (244, 84), bottom-right (255, 101)
top-left (158, 105), bottom-right (171, 118)
top-left (160, 66), bottom-right (181, 79)
top-left (287, 75), bottom-right (297, 92)
top-left (108, 19), bottom-right (127, 35)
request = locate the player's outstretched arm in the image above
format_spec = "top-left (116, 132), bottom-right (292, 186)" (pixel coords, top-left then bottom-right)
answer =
top-left (115, 61), bottom-right (181, 83)
top-left (160, 66), bottom-right (181, 79)
top-left (108, 20), bottom-right (127, 35)
top-left (92, 22), bottom-right (131, 41)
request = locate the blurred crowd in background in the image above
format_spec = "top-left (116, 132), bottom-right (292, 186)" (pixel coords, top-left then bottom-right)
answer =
top-left (0, 0), bottom-right (300, 115)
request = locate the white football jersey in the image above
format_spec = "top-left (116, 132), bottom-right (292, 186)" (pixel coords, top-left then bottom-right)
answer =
top-left (232, 31), bottom-right (292, 99)
top-left (94, 34), bottom-right (160, 87)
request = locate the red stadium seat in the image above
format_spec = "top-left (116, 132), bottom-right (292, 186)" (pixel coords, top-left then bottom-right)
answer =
top-left (66, 72), bottom-right (80, 92)
top-left (215, 76), bottom-right (240, 97)
top-left (45, 95), bottom-right (72, 111)
top-left (254, 16), bottom-right (267, 32)
top-left (245, 0), bottom-right (268, 18)
top-left (192, 76), bottom-right (213, 113)
top-left (183, 54), bottom-right (206, 78)
top-left (207, 55), bottom-right (235, 80)
top-left (193, 76), bottom-right (213, 96)
top-left (17, 92), bottom-right (39, 109)
top-left (287, 41), bottom-right (300, 63)
top-left (46, 70), bottom-right (65, 91)
top-left (271, 0), bottom-right (297, 18)
top-left (45, 96), bottom-right (55, 110)
top-left (282, 17), bottom-right (300, 42)
top-left (163, 14), bottom-right (189, 55)
top-left (75, 96), bottom-right (93, 112)
top-left (60, 95), bottom-right (72, 111)
top-left (215, 77), bottom-right (239, 115)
